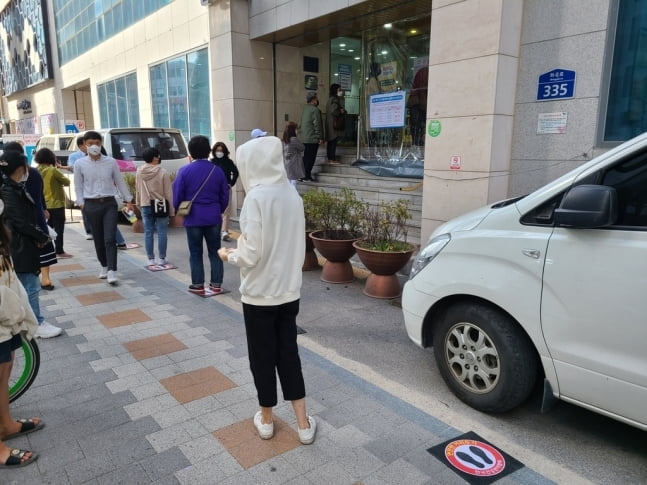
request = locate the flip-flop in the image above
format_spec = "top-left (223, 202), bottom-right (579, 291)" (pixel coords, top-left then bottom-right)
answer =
top-left (3, 418), bottom-right (45, 440)
top-left (0, 448), bottom-right (38, 468)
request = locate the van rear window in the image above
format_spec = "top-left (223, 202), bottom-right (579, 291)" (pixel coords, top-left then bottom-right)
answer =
top-left (109, 131), bottom-right (187, 161)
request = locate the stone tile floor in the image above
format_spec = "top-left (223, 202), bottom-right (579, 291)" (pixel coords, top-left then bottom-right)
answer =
top-left (4, 232), bottom-right (555, 485)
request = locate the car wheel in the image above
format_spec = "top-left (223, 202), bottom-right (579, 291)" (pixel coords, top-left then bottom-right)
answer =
top-left (432, 302), bottom-right (537, 413)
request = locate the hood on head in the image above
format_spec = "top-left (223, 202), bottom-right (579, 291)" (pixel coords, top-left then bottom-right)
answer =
top-left (140, 163), bottom-right (162, 181)
top-left (235, 136), bottom-right (287, 191)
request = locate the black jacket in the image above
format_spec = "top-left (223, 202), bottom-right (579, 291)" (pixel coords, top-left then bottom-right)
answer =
top-left (212, 156), bottom-right (239, 187)
top-left (0, 179), bottom-right (49, 273)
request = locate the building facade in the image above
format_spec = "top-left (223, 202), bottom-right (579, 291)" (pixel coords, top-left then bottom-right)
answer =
top-left (0, 0), bottom-right (642, 242)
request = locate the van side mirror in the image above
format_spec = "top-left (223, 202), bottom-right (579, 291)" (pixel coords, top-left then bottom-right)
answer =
top-left (554, 184), bottom-right (617, 228)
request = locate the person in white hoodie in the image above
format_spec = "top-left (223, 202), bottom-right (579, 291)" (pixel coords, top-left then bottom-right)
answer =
top-left (218, 136), bottom-right (316, 445)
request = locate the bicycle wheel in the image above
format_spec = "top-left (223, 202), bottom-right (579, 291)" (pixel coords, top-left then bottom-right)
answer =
top-left (9, 336), bottom-right (40, 403)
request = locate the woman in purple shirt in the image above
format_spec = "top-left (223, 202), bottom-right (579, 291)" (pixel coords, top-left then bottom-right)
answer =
top-left (172, 136), bottom-right (230, 294)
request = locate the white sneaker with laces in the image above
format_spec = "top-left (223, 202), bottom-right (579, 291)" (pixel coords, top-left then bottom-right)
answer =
top-left (98, 267), bottom-right (108, 279)
top-left (35, 321), bottom-right (63, 339)
top-left (107, 270), bottom-right (118, 284)
top-left (253, 411), bottom-right (274, 440)
top-left (148, 259), bottom-right (156, 266)
top-left (158, 258), bottom-right (167, 266)
top-left (298, 416), bottom-right (317, 445)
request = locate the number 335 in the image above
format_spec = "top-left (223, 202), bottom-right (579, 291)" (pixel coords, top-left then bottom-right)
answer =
top-left (544, 83), bottom-right (568, 97)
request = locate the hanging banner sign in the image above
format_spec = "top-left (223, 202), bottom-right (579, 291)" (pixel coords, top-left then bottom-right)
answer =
top-left (338, 63), bottom-right (352, 91)
top-left (369, 91), bottom-right (407, 129)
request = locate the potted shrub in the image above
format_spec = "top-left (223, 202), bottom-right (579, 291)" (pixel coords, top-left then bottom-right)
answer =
top-left (301, 189), bottom-right (322, 271)
top-left (308, 188), bottom-right (363, 283)
top-left (353, 199), bottom-right (415, 298)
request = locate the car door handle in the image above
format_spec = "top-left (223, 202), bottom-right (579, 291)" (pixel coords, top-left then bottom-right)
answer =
top-left (522, 248), bottom-right (540, 259)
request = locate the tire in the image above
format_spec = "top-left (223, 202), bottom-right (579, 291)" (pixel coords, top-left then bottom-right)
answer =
top-left (9, 337), bottom-right (40, 403)
top-left (432, 302), bottom-right (537, 413)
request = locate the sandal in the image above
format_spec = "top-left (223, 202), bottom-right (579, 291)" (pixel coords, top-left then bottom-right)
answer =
top-left (3, 418), bottom-right (45, 440)
top-left (0, 448), bottom-right (38, 468)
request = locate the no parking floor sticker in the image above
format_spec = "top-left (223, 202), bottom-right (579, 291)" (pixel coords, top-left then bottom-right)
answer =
top-left (427, 431), bottom-right (524, 484)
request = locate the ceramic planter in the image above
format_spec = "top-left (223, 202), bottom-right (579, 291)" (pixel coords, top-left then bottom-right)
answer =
top-left (309, 230), bottom-right (361, 283)
top-left (353, 241), bottom-right (415, 299)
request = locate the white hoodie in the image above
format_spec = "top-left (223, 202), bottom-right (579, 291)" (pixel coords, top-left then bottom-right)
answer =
top-left (227, 136), bottom-right (305, 305)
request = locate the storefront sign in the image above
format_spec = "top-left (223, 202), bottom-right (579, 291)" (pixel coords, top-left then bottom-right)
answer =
top-left (369, 91), bottom-right (407, 129)
top-left (338, 64), bottom-right (352, 91)
top-left (40, 113), bottom-right (58, 134)
top-left (64, 120), bottom-right (86, 133)
top-left (537, 69), bottom-right (576, 101)
top-left (537, 112), bottom-right (568, 134)
top-left (378, 61), bottom-right (398, 92)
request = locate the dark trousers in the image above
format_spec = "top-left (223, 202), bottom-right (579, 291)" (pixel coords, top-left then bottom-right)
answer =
top-left (243, 300), bottom-right (306, 407)
top-left (326, 137), bottom-right (338, 161)
top-left (83, 198), bottom-right (118, 270)
top-left (47, 207), bottom-right (66, 254)
top-left (303, 143), bottom-right (319, 180)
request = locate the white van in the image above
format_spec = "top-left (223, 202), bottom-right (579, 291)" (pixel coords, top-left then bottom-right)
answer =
top-left (402, 132), bottom-right (647, 431)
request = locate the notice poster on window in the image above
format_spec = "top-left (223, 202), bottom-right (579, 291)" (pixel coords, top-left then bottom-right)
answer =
top-left (338, 64), bottom-right (352, 91)
top-left (369, 91), bottom-right (407, 129)
top-left (378, 61), bottom-right (398, 92)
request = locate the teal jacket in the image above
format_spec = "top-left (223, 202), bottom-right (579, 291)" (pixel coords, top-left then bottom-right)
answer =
top-left (300, 104), bottom-right (323, 143)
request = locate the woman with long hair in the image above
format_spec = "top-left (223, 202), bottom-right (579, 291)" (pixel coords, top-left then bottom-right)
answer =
top-left (0, 198), bottom-right (42, 468)
top-left (281, 122), bottom-right (305, 186)
top-left (210, 142), bottom-right (239, 242)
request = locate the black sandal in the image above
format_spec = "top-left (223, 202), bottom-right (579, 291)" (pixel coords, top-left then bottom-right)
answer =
top-left (0, 448), bottom-right (38, 468)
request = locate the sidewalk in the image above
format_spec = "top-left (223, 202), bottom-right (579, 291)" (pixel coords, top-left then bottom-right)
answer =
top-left (5, 222), bottom-right (555, 484)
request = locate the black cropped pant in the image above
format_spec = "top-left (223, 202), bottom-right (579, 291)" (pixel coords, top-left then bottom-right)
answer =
top-left (242, 299), bottom-right (306, 407)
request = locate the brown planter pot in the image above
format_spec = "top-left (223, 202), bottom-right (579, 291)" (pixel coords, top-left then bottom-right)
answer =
top-left (169, 215), bottom-right (184, 228)
top-left (303, 231), bottom-right (320, 271)
top-left (309, 230), bottom-right (361, 283)
top-left (131, 219), bottom-right (144, 233)
top-left (353, 241), bottom-right (415, 299)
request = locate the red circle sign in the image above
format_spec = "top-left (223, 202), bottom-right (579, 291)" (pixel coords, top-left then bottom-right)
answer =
top-left (444, 439), bottom-right (506, 477)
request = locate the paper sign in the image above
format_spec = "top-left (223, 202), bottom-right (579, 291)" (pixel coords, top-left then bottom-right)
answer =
top-left (537, 112), bottom-right (568, 134)
top-left (369, 91), bottom-right (407, 129)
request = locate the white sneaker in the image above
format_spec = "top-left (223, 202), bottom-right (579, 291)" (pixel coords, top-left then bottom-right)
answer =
top-left (85, 234), bottom-right (93, 240)
top-left (148, 259), bottom-right (156, 266)
top-left (158, 258), bottom-right (167, 266)
top-left (98, 267), bottom-right (108, 279)
top-left (298, 416), bottom-right (317, 445)
top-left (253, 411), bottom-right (274, 440)
top-left (35, 321), bottom-right (63, 339)
top-left (221, 231), bottom-right (231, 242)
top-left (107, 270), bottom-right (118, 284)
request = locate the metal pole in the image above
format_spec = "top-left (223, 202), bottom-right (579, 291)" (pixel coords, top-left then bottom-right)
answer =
top-left (356, 116), bottom-right (361, 161)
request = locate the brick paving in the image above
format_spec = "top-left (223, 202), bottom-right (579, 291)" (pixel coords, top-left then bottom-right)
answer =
top-left (4, 228), bottom-right (556, 485)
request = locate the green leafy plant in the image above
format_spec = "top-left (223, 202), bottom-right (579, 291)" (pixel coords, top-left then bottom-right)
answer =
top-left (301, 187), bottom-right (363, 239)
top-left (123, 172), bottom-right (137, 198)
top-left (357, 199), bottom-right (412, 251)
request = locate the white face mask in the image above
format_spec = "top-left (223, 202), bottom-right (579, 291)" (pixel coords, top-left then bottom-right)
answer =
top-left (337, 90), bottom-right (343, 97)
top-left (87, 145), bottom-right (102, 156)
top-left (215, 152), bottom-right (224, 159)
top-left (19, 169), bottom-right (29, 183)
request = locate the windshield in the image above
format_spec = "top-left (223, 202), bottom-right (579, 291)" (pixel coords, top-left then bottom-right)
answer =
top-left (109, 131), bottom-right (188, 161)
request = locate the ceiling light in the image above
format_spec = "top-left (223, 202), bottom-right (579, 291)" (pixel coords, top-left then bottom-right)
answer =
top-left (384, 23), bottom-right (392, 29)
top-left (339, 43), bottom-right (346, 47)
top-left (381, 50), bottom-right (388, 54)
top-left (354, 57), bottom-right (360, 60)
top-left (410, 29), bottom-right (418, 34)
top-left (348, 49), bottom-right (354, 52)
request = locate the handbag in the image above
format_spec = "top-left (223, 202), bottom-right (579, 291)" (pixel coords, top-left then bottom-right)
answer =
top-left (333, 114), bottom-right (345, 131)
top-left (142, 180), bottom-right (169, 218)
top-left (176, 166), bottom-right (216, 217)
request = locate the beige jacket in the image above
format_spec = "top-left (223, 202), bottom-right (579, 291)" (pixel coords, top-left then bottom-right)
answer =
top-left (135, 163), bottom-right (175, 216)
top-left (0, 263), bottom-right (38, 343)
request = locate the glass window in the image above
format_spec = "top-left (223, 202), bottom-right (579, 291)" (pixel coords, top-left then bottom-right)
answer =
top-left (604, 2), bottom-right (647, 142)
top-left (150, 48), bottom-right (210, 137)
top-left (97, 72), bottom-right (139, 128)
top-left (600, 150), bottom-right (647, 227)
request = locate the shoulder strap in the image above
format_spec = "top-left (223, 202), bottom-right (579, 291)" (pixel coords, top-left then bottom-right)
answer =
top-left (190, 165), bottom-right (216, 203)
